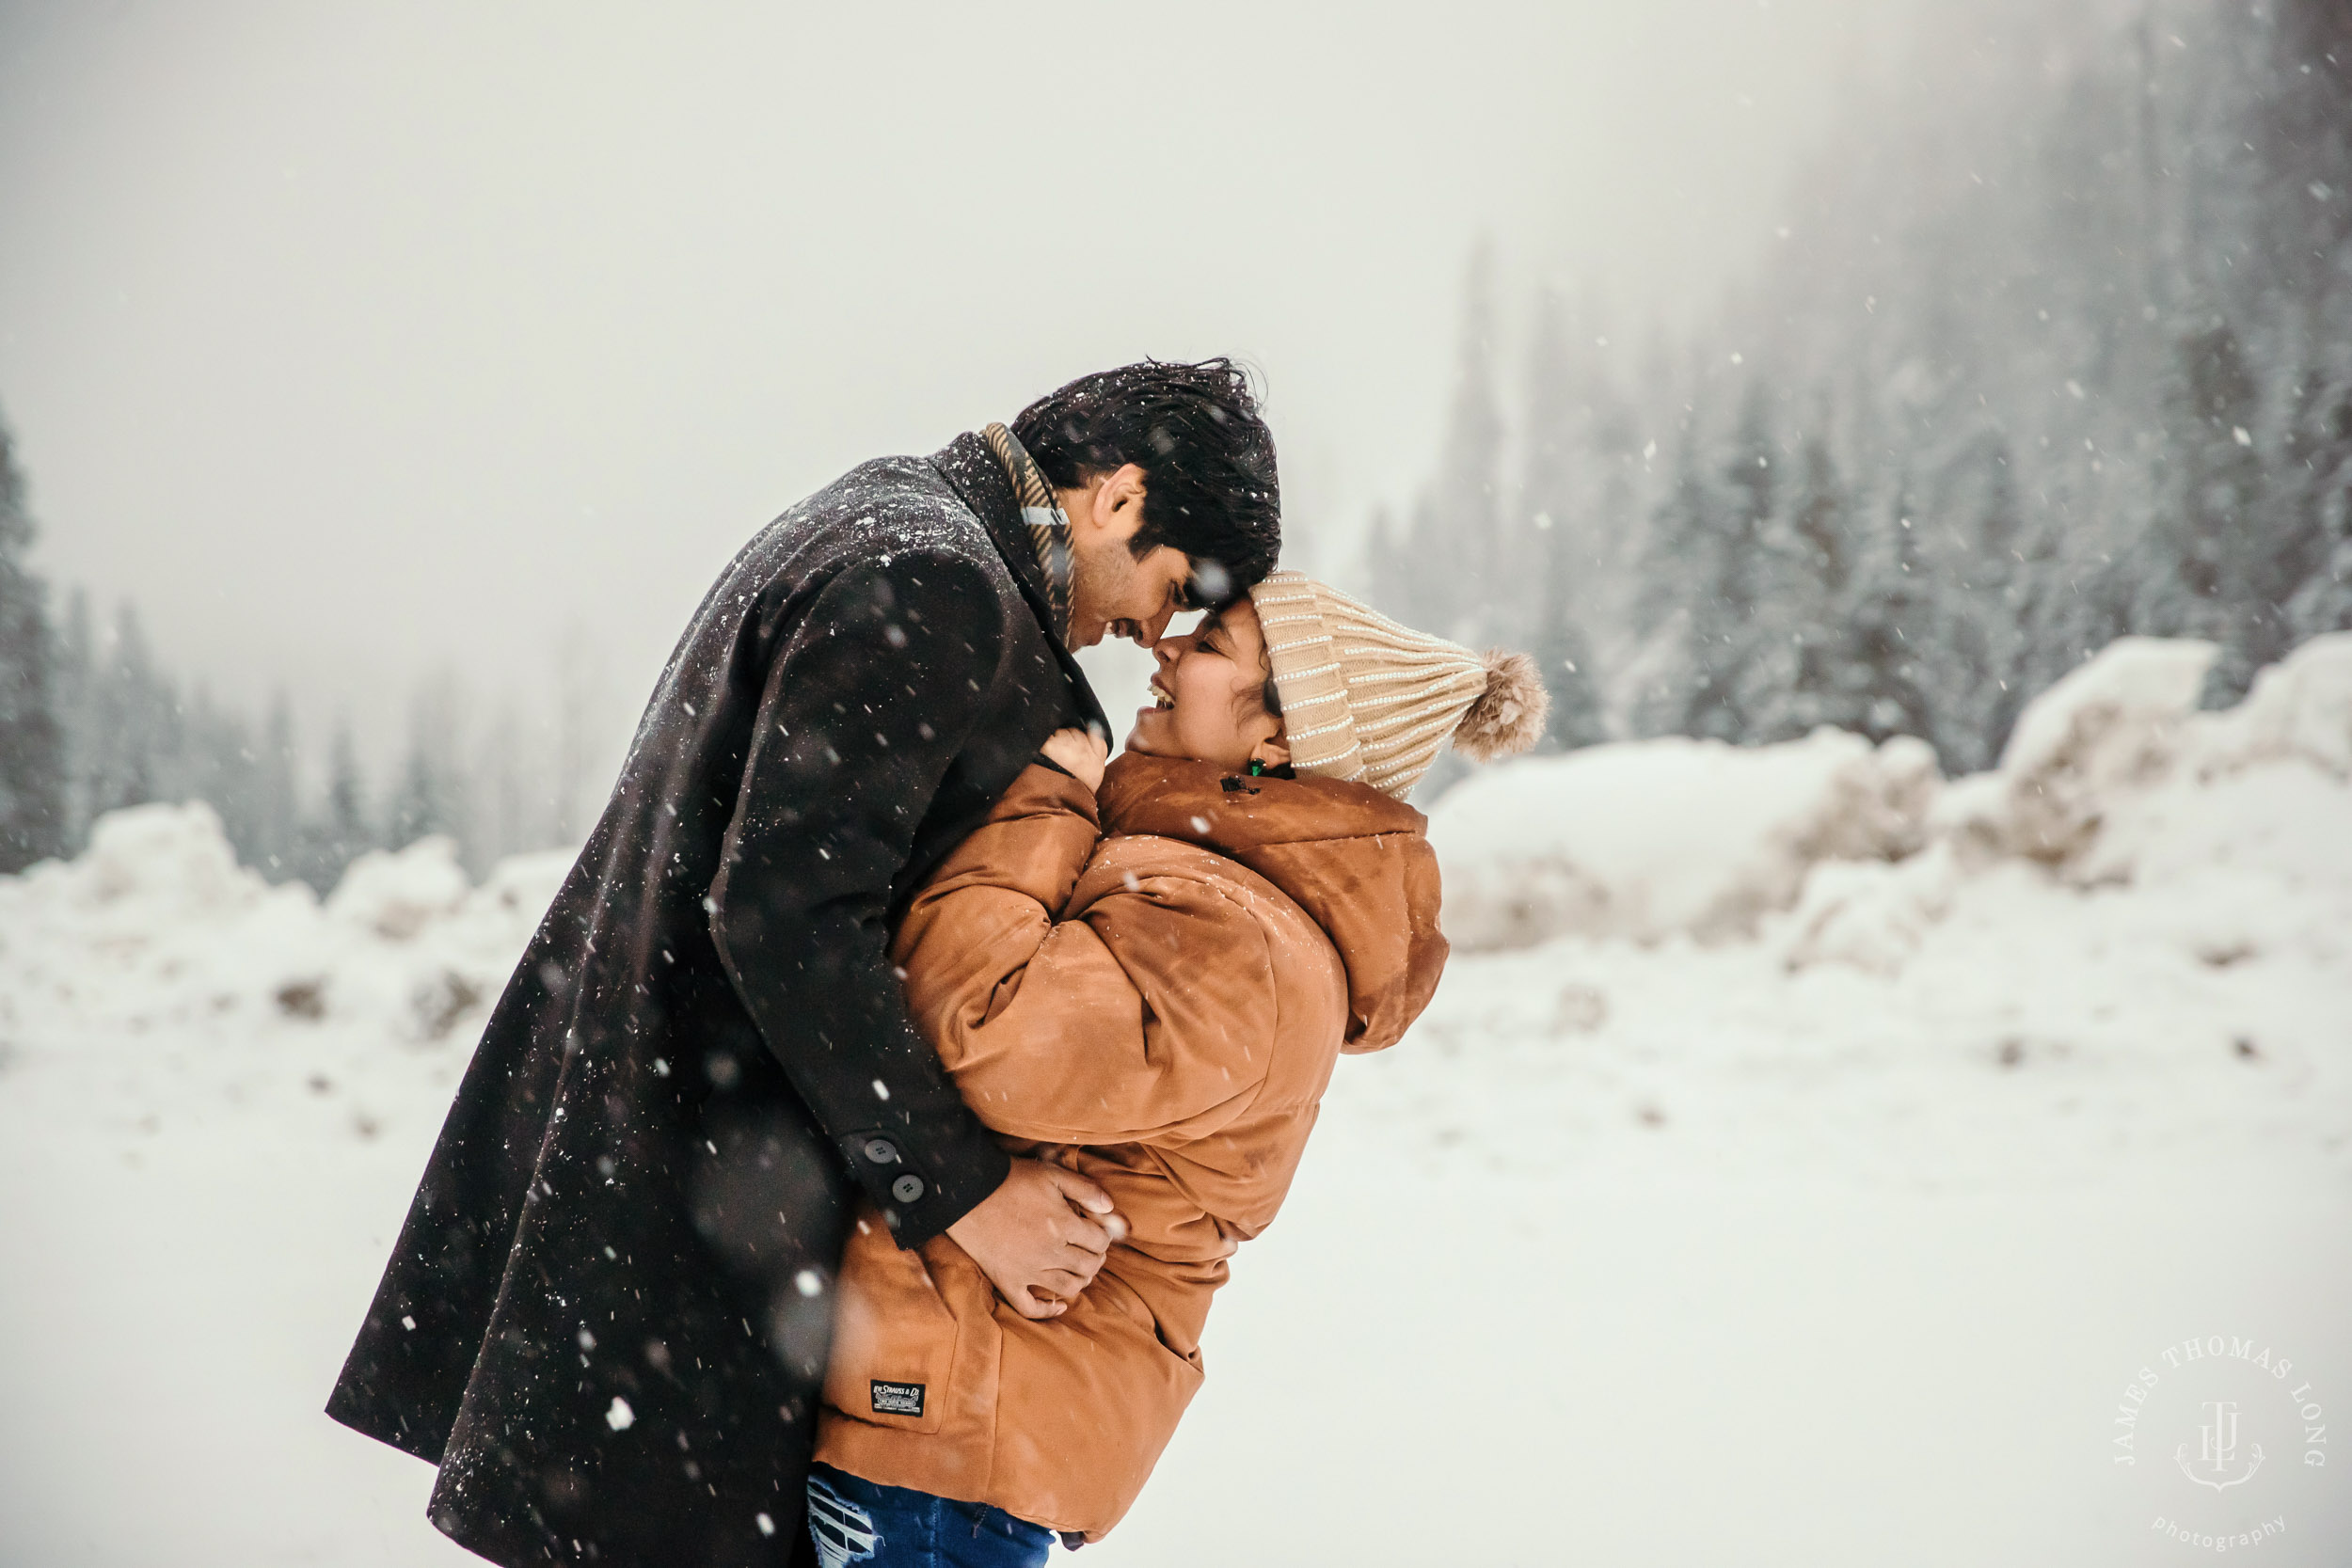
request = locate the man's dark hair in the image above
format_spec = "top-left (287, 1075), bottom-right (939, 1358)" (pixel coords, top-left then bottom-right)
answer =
top-left (1011, 358), bottom-right (1280, 604)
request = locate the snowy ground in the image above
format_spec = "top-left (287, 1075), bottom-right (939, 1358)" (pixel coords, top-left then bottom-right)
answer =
top-left (4, 636), bottom-right (2350, 1566)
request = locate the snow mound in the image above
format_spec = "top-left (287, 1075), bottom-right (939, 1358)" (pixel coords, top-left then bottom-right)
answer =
top-left (0, 806), bottom-right (572, 1052)
top-left (1786, 635), bottom-right (2352, 973)
top-left (1434, 633), bottom-right (2352, 965)
top-left (1428, 728), bottom-right (1940, 951)
top-left (1928, 633), bottom-right (2352, 884)
top-left (327, 836), bottom-right (472, 940)
top-left (1775, 840), bottom-right (1960, 976)
top-left (2192, 630), bottom-right (2352, 781)
top-left (1934, 637), bottom-right (2217, 864)
top-left (77, 800), bottom-right (261, 913)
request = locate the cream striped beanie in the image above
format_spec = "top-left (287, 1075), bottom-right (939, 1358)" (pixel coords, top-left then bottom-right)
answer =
top-left (1248, 570), bottom-right (1549, 799)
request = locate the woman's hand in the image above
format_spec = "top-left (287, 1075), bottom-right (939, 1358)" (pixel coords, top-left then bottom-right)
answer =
top-left (1041, 725), bottom-right (1109, 793)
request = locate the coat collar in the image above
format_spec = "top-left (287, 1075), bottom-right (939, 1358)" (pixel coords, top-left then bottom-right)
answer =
top-left (1095, 752), bottom-right (1444, 1053)
top-left (930, 432), bottom-right (1110, 736)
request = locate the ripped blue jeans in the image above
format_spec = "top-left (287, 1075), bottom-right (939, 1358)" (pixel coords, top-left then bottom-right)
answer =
top-left (807, 1463), bottom-right (1057, 1568)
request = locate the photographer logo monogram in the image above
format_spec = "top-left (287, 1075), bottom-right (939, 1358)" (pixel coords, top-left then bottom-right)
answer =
top-left (2113, 1334), bottom-right (2328, 1551)
top-left (2114, 1336), bottom-right (2326, 1474)
top-left (2184, 1397), bottom-right (2261, 1491)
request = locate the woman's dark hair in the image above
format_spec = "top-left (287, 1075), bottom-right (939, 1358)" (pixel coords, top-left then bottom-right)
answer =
top-left (1011, 358), bottom-right (1280, 606)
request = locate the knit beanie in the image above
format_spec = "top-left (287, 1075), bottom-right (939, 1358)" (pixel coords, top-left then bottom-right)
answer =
top-left (1248, 570), bottom-right (1549, 798)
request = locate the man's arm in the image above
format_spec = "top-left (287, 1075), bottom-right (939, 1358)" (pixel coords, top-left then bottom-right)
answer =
top-left (706, 549), bottom-right (1112, 1283)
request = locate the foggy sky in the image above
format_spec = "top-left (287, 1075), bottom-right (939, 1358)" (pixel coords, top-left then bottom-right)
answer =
top-left (0, 0), bottom-right (1916, 764)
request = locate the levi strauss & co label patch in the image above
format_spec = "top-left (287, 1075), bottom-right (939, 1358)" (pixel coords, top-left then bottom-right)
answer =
top-left (870, 1380), bottom-right (925, 1418)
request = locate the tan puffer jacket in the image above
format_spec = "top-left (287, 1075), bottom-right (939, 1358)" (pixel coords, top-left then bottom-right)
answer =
top-left (813, 752), bottom-right (1445, 1540)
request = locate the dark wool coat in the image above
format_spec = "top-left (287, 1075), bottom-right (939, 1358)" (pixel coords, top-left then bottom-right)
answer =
top-left (326, 433), bottom-right (1105, 1568)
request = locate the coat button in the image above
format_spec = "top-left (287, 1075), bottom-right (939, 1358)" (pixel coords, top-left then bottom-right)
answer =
top-left (890, 1174), bottom-right (926, 1205)
top-left (863, 1138), bottom-right (898, 1165)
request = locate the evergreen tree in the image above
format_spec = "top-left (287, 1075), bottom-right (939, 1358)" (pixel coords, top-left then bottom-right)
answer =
top-left (256, 691), bottom-right (299, 876)
top-left (1518, 285), bottom-right (1640, 746)
top-left (387, 676), bottom-right (468, 853)
top-left (1677, 380), bottom-right (1776, 743)
top-left (1919, 432), bottom-right (2025, 771)
top-left (387, 741), bottom-right (442, 852)
top-left (1843, 477), bottom-right (1934, 747)
top-left (479, 700), bottom-right (527, 866)
top-left (1742, 428), bottom-right (1859, 742)
top-left (290, 719), bottom-right (372, 892)
top-left (54, 587), bottom-right (94, 846)
top-left (1375, 245), bottom-right (1507, 647)
top-left (0, 415), bottom-right (66, 870)
top-left (87, 605), bottom-right (176, 816)
top-left (1627, 416), bottom-right (1718, 737)
top-left (2151, 321), bottom-right (2267, 696)
top-left (183, 687), bottom-right (264, 862)
top-left (326, 721), bottom-right (369, 851)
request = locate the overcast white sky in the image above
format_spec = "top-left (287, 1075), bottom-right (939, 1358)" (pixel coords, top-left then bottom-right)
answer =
top-left (0, 0), bottom-right (1916, 766)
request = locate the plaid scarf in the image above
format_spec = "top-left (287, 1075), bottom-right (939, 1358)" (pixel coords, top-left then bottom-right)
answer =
top-left (981, 422), bottom-right (1073, 647)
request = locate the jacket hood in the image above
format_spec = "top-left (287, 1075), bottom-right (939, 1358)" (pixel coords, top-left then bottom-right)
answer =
top-left (1096, 753), bottom-right (1446, 1053)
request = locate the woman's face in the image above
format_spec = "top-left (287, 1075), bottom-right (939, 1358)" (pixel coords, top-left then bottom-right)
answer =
top-left (1123, 597), bottom-right (1290, 772)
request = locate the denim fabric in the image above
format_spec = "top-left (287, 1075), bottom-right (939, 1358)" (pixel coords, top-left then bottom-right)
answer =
top-left (807, 1464), bottom-right (1056, 1568)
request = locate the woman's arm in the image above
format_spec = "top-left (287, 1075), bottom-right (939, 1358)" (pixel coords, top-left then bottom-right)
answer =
top-left (893, 767), bottom-right (1279, 1147)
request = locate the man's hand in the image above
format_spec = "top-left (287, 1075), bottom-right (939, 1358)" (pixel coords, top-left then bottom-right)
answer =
top-left (1040, 726), bottom-right (1109, 793)
top-left (945, 1157), bottom-right (1125, 1320)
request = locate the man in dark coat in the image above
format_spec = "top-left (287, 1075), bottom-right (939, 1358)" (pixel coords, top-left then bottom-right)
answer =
top-left (326, 361), bottom-right (1281, 1568)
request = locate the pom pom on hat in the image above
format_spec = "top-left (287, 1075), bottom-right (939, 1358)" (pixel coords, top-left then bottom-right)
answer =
top-left (1453, 650), bottom-right (1549, 761)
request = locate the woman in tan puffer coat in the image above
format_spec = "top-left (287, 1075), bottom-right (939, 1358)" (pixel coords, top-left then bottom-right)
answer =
top-left (810, 572), bottom-right (1547, 1560)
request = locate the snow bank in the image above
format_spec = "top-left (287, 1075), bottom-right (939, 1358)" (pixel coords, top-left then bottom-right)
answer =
top-left (2193, 630), bottom-right (2352, 780)
top-left (1931, 632), bottom-right (2352, 880)
top-left (1929, 636), bottom-right (2217, 865)
top-left (1782, 634), bottom-right (2352, 974)
top-left (0, 802), bottom-right (571, 1052)
top-left (1427, 728), bottom-right (1940, 950)
top-left (1433, 633), bottom-right (2352, 963)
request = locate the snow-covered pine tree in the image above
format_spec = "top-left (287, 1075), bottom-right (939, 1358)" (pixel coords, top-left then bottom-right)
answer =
top-left (1841, 473), bottom-right (1934, 749)
top-left (53, 588), bottom-right (94, 846)
top-left (1518, 285), bottom-right (1620, 748)
top-left (1678, 379), bottom-right (1777, 744)
top-left (1916, 431), bottom-right (2025, 772)
top-left (1376, 245), bottom-right (1508, 649)
top-left (1626, 419), bottom-right (1710, 737)
top-left (290, 718), bottom-right (373, 893)
top-left (478, 699), bottom-right (528, 867)
top-left (386, 674), bottom-right (469, 855)
top-left (255, 692), bottom-right (299, 877)
top-left (326, 721), bottom-right (368, 849)
top-left (2262, 1), bottom-right (2352, 649)
top-left (1743, 424), bottom-right (1861, 743)
top-left (0, 415), bottom-right (66, 871)
top-left (2148, 320), bottom-right (2267, 696)
top-left (2281, 367), bottom-right (2352, 641)
top-left (87, 606), bottom-right (180, 818)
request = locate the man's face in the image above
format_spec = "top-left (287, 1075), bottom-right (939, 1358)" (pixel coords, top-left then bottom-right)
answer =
top-left (1059, 463), bottom-right (1194, 649)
